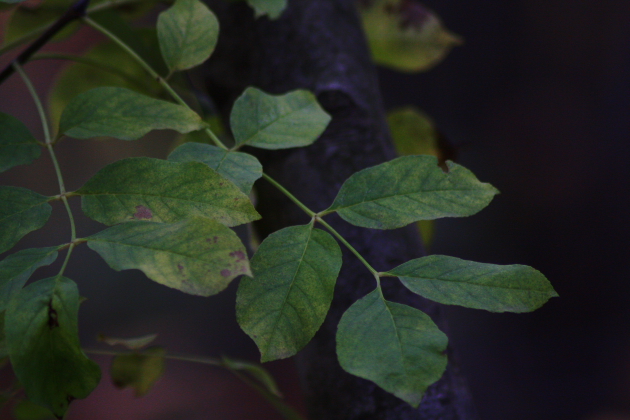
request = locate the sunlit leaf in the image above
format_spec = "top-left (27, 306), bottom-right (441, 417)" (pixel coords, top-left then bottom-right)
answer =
top-left (359, 0), bottom-right (462, 72)
top-left (0, 247), bottom-right (58, 311)
top-left (336, 289), bottom-right (447, 407)
top-left (387, 255), bottom-right (558, 312)
top-left (222, 356), bottom-right (282, 397)
top-left (5, 277), bottom-right (101, 418)
top-left (246, 0), bottom-right (286, 19)
top-left (0, 113), bottom-right (40, 173)
top-left (0, 187), bottom-right (51, 254)
top-left (325, 155), bottom-right (499, 229)
top-left (237, 224), bottom-right (342, 362)
top-left (168, 143), bottom-right (262, 194)
top-left (110, 347), bottom-right (165, 396)
top-left (157, 0), bottom-right (219, 72)
top-left (59, 87), bottom-right (206, 140)
top-left (231, 87), bottom-right (331, 150)
top-left (78, 157), bottom-right (260, 226)
top-left (98, 333), bottom-right (158, 350)
top-left (87, 217), bottom-right (251, 296)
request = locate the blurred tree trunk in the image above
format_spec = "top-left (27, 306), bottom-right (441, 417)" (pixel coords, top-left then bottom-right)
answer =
top-left (203, 0), bottom-right (477, 418)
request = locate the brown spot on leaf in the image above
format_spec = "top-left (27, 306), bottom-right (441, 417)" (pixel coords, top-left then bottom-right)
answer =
top-left (134, 205), bottom-right (153, 220)
top-left (205, 236), bottom-right (219, 244)
top-left (220, 269), bottom-right (231, 277)
top-left (229, 250), bottom-right (246, 261)
top-left (48, 300), bottom-right (59, 329)
top-left (177, 264), bottom-right (184, 272)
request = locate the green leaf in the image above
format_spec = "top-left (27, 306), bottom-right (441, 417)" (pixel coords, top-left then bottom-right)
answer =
top-left (236, 224), bottom-right (342, 362)
top-left (0, 113), bottom-right (40, 173)
top-left (168, 143), bottom-right (262, 194)
top-left (110, 347), bottom-right (165, 396)
top-left (0, 312), bottom-right (7, 359)
top-left (0, 187), bottom-right (52, 254)
top-left (87, 217), bottom-right (251, 296)
top-left (359, 0), bottom-right (462, 73)
top-left (231, 87), bottom-right (331, 150)
top-left (157, 0), bottom-right (219, 72)
top-left (336, 289), bottom-right (447, 407)
top-left (12, 400), bottom-right (55, 420)
top-left (98, 333), bottom-right (158, 350)
top-left (387, 255), bottom-right (558, 313)
top-left (325, 155), bottom-right (499, 229)
top-left (5, 277), bottom-right (101, 418)
top-left (246, 0), bottom-right (287, 19)
top-left (221, 356), bottom-right (282, 397)
top-left (0, 247), bottom-right (58, 311)
top-left (59, 87), bottom-right (206, 140)
top-left (78, 157), bottom-right (260, 227)
top-left (3, 0), bottom-right (79, 45)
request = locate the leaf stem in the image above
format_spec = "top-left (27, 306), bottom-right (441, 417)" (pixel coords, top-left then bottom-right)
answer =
top-left (315, 217), bottom-right (379, 277)
top-left (13, 62), bottom-right (78, 278)
top-left (262, 173), bottom-right (316, 217)
top-left (82, 16), bottom-right (229, 151)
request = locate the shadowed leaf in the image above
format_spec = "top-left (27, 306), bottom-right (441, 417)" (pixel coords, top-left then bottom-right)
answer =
top-left (110, 347), bottom-right (165, 396)
top-left (168, 143), bottom-right (262, 194)
top-left (5, 277), bottom-right (101, 418)
top-left (0, 113), bottom-right (40, 173)
top-left (98, 333), bottom-right (158, 350)
top-left (0, 187), bottom-right (51, 254)
top-left (78, 157), bottom-right (260, 227)
top-left (325, 155), bottom-right (498, 229)
top-left (388, 255), bottom-right (558, 312)
top-left (337, 289), bottom-right (447, 407)
top-left (237, 224), bottom-right (342, 362)
top-left (359, 0), bottom-right (462, 72)
top-left (157, 0), bottom-right (219, 72)
top-left (59, 87), bottom-right (205, 140)
top-left (231, 87), bottom-right (331, 150)
top-left (87, 217), bottom-right (251, 296)
top-left (222, 356), bottom-right (282, 397)
top-left (0, 247), bottom-right (58, 311)
top-left (247, 0), bottom-right (286, 19)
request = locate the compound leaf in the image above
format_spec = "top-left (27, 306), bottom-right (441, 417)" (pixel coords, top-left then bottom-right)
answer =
top-left (336, 289), bottom-right (447, 407)
top-left (168, 142), bottom-right (262, 194)
top-left (87, 217), bottom-right (251, 296)
top-left (0, 187), bottom-right (51, 254)
top-left (231, 87), bottom-right (331, 150)
top-left (0, 113), bottom-right (40, 173)
top-left (0, 247), bottom-right (58, 311)
top-left (388, 255), bottom-right (558, 312)
top-left (237, 224), bottom-right (341, 362)
top-left (78, 157), bottom-right (260, 227)
top-left (5, 277), bottom-right (101, 418)
top-left (325, 155), bottom-right (499, 229)
top-left (359, 0), bottom-right (462, 73)
top-left (110, 347), bottom-right (165, 396)
top-left (246, 0), bottom-right (286, 19)
top-left (157, 0), bottom-right (219, 72)
top-left (59, 87), bottom-right (205, 140)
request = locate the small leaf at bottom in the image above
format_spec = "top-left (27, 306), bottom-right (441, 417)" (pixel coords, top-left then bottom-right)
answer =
top-left (111, 347), bottom-right (165, 396)
top-left (336, 289), bottom-right (447, 407)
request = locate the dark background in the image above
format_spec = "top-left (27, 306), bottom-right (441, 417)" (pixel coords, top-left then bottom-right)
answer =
top-left (0, 1), bottom-right (629, 419)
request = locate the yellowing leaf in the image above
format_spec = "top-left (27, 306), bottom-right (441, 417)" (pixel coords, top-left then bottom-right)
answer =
top-left (110, 347), bottom-right (165, 396)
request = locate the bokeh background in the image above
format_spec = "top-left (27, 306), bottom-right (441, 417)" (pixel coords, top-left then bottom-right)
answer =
top-left (1, 1), bottom-right (629, 419)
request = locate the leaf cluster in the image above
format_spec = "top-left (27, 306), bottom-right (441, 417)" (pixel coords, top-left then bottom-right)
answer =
top-left (0, 0), bottom-right (557, 417)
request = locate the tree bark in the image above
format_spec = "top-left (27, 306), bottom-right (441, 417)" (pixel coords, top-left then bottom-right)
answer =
top-left (202, 1), bottom-right (477, 418)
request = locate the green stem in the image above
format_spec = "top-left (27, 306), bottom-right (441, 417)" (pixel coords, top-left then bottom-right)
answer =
top-left (82, 16), bottom-right (229, 151)
top-left (0, 0), bottom-right (149, 57)
top-left (85, 349), bottom-right (304, 420)
top-left (13, 62), bottom-right (78, 278)
top-left (316, 217), bottom-right (379, 277)
top-left (262, 173), bottom-right (316, 217)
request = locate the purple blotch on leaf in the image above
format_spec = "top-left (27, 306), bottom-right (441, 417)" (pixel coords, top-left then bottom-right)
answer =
top-left (220, 269), bottom-right (231, 277)
top-left (134, 205), bottom-right (153, 219)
